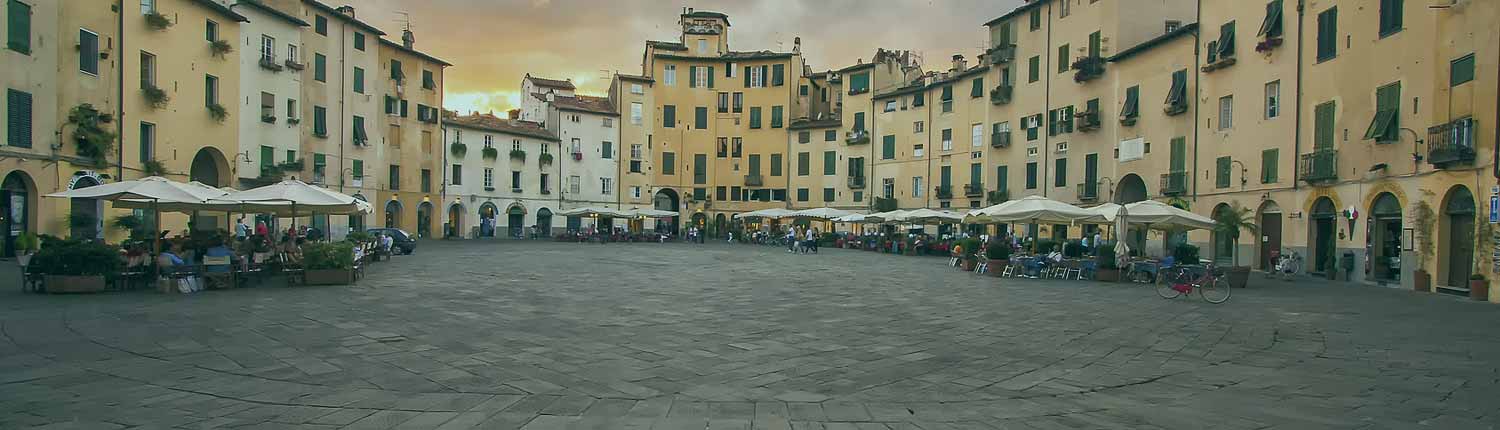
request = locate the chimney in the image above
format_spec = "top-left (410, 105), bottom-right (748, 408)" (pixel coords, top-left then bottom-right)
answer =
top-left (546, 91), bottom-right (555, 102)
top-left (508, 109), bottom-right (520, 120)
top-left (402, 29), bottom-right (415, 49)
top-left (793, 36), bottom-right (802, 54)
top-left (951, 54), bottom-right (967, 72)
top-left (335, 5), bottom-right (354, 18)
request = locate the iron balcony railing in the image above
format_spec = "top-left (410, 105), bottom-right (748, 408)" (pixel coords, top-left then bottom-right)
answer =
top-left (847, 176), bottom-right (866, 189)
top-left (964, 183), bottom-right (984, 197)
top-left (1160, 171), bottom-right (1188, 196)
top-left (1076, 182), bottom-right (1098, 200)
top-left (744, 174), bottom-right (764, 186)
top-left (989, 85), bottom-right (1013, 105)
top-left (1298, 149), bottom-right (1339, 184)
top-left (1427, 117), bottom-right (1476, 168)
top-left (935, 185), bottom-right (953, 199)
top-left (845, 129), bottom-right (870, 145)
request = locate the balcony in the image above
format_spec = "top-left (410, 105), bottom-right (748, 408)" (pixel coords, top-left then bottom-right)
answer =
top-left (991, 131), bottom-right (1011, 148)
top-left (847, 176), bottom-right (866, 189)
top-left (987, 44), bottom-right (1016, 65)
top-left (987, 189), bottom-right (1009, 205)
top-left (989, 85), bottom-right (1013, 105)
top-left (963, 183), bottom-right (984, 198)
top-left (845, 129), bottom-right (870, 145)
top-left (935, 185), bottom-right (953, 199)
top-left (1072, 56), bottom-right (1106, 83)
top-left (1076, 183), bottom-right (1098, 201)
top-left (1075, 110), bottom-right (1101, 132)
top-left (744, 174), bottom-right (764, 186)
top-left (1160, 171), bottom-right (1188, 196)
top-left (1299, 149), bottom-right (1339, 185)
top-left (284, 58), bottom-right (305, 70)
top-left (873, 197), bottom-right (898, 212)
top-left (258, 56), bottom-right (284, 72)
top-left (1427, 117), bottom-right (1477, 168)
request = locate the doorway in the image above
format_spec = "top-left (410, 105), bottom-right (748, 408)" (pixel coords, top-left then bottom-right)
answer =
top-left (478, 203), bottom-right (497, 237)
top-left (536, 208), bottom-right (552, 237)
top-left (508, 205), bottom-right (525, 238)
top-left (1257, 200), bottom-right (1283, 270)
top-left (417, 202), bottom-right (433, 238)
top-left (384, 200), bottom-right (402, 229)
top-left (1310, 197), bottom-right (1336, 274)
top-left (1370, 193), bottom-right (1402, 283)
top-left (1442, 186), bottom-right (1475, 289)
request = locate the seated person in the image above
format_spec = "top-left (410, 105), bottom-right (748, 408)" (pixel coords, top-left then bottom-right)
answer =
top-left (280, 237), bottom-right (303, 263)
top-left (157, 245), bottom-right (186, 270)
top-left (203, 237), bottom-right (235, 273)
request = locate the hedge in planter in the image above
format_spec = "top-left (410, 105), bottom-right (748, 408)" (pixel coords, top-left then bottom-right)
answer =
top-left (303, 242), bottom-right (356, 285)
top-left (30, 239), bottom-right (122, 293)
top-left (985, 242), bottom-right (1012, 277)
top-left (1095, 241), bottom-right (1121, 282)
top-left (956, 238), bottom-right (982, 271)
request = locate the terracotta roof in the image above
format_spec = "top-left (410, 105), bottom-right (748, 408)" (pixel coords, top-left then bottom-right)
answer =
top-left (379, 38), bottom-right (453, 67)
top-left (1110, 23), bottom-right (1199, 63)
top-left (193, 0), bottom-right (248, 22)
top-left (532, 93), bottom-right (619, 116)
top-left (616, 74), bottom-right (653, 83)
top-left (303, 0), bottom-right (387, 36)
top-left (446, 114), bottom-right (558, 141)
top-left (647, 40), bottom-right (688, 51)
top-left (789, 117), bottom-right (842, 130)
top-left (527, 75), bottom-right (575, 90)
top-left (234, 0), bottom-right (307, 26)
top-left (682, 10), bottom-right (730, 26)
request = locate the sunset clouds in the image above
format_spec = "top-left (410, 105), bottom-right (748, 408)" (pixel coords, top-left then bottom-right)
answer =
top-left (345, 0), bottom-right (1021, 115)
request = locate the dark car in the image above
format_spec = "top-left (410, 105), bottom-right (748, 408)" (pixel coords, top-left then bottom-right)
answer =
top-left (366, 228), bottom-right (416, 255)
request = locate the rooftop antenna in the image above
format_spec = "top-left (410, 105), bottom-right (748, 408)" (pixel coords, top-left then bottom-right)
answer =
top-left (395, 12), bottom-right (414, 48)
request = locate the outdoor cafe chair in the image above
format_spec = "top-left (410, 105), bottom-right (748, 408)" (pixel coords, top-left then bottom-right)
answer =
top-left (201, 256), bottom-right (236, 289)
top-left (278, 253), bottom-right (304, 286)
top-left (1063, 260), bottom-right (1084, 280)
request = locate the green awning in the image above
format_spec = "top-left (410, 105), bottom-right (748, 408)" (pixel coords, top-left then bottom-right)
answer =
top-left (1364, 110), bottom-right (1397, 140)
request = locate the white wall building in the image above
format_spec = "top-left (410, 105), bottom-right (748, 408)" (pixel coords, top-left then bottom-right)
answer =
top-left (224, 0), bottom-right (306, 187)
top-left (541, 93), bottom-right (621, 219)
top-left (519, 74), bottom-right (574, 123)
top-left (443, 113), bottom-right (562, 237)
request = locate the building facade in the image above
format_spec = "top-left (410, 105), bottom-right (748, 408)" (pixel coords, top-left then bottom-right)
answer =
top-left (442, 113), bottom-right (561, 238)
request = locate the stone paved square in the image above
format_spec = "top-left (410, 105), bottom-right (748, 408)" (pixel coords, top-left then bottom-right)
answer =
top-left (2, 240), bottom-right (1498, 429)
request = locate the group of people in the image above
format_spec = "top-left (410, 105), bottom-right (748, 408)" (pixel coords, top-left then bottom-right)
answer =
top-left (784, 226), bottom-right (820, 254)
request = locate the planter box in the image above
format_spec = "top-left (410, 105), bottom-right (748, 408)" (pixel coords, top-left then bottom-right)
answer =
top-left (1470, 280), bottom-right (1488, 301)
top-left (1225, 266), bottom-right (1251, 288)
top-left (1096, 268), bottom-right (1121, 282)
top-left (45, 275), bottom-right (106, 293)
top-left (987, 259), bottom-right (1009, 277)
top-left (1413, 271), bottom-right (1431, 292)
top-left (304, 269), bottom-right (355, 286)
top-left (960, 260), bottom-right (976, 271)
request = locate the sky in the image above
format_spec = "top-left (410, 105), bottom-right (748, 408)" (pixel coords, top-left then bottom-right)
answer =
top-left (345, 0), bottom-right (1024, 116)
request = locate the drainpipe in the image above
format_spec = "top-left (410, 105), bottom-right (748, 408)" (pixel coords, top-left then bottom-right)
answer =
top-left (337, 19), bottom-right (346, 194)
top-left (1041, 2), bottom-right (1052, 199)
top-left (1293, 0), bottom-right (1305, 190)
top-left (115, 0), bottom-right (125, 182)
top-left (1190, 0), bottom-right (1202, 203)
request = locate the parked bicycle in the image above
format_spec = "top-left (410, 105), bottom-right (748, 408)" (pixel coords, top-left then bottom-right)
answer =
top-left (1157, 263), bottom-right (1231, 304)
top-left (1274, 249), bottom-right (1302, 281)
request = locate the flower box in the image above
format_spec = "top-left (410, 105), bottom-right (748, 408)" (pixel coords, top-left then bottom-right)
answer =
top-left (46, 275), bottom-right (106, 293)
top-left (304, 269), bottom-right (355, 286)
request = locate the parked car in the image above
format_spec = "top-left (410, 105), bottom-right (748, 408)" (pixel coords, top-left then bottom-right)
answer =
top-left (365, 228), bottom-right (416, 255)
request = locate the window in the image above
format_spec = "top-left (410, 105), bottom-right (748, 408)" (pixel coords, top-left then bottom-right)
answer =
top-left (772, 64), bottom-right (785, 86)
top-left (1218, 95), bottom-right (1233, 130)
top-left (1088, 31), bottom-right (1102, 58)
top-left (691, 66), bottom-right (709, 88)
top-left (716, 186), bottom-right (727, 201)
top-left (313, 106), bottom-right (327, 137)
top-left (389, 165), bottom-right (401, 190)
top-left (286, 99), bottom-right (297, 120)
top-left (749, 66), bottom-right (765, 88)
top-left (716, 137), bottom-right (728, 158)
top-left (662, 105), bottom-right (676, 128)
top-left (139, 51), bottom-right (156, 89)
top-left (1379, 0), bottom-right (1402, 37)
top-left (798, 131), bottom-right (810, 143)
top-left (1057, 44), bottom-right (1070, 73)
top-left (601, 177), bottom-right (613, 195)
top-left (913, 92), bottom-right (925, 107)
top-left (1216, 21), bottom-right (1236, 60)
top-left (630, 84), bottom-right (643, 94)
top-left (6, 1), bottom-right (28, 53)
top-left (260, 92), bottom-right (275, 119)
top-left (881, 135), bottom-right (896, 159)
top-left (823, 151), bottom-right (836, 175)
top-left (1025, 162), bottom-right (1037, 189)
top-left (631, 186), bottom-right (641, 199)
top-left (569, 175), bottom-right (581, 194)
top-left (717, 92), bottom-right (729, 113)
top-left (136, 121), bottom-right (153, 160)
top-left (914, 121), bottom-right (924, 133)
top-left (797, 152), bottom-right (809, 176)
top-left (971, 77), bottom-right (984, 98)
top-left (205, 19), bottom-right (218, 42)
top-left (848, 72), bottom-right (870, 94)
top-left (996, 165), bottom-right (1009, 192)
top-left (822, 188), bottom-right (835, 202)
top-left (1058, 0), bottom-right (1070, 17)
top-left (825, 130), bottom-right (836, 141)
top-left (351, 115), bottom-right (367, 145)
top-left (697, 39), bottom-right (707, 53)
top-left (1054, 158), bottom-right (1067, 187)
top-left (1261, 149), bottom-right (1278, 183)
top-left (1029, 8), bottom-right (1041, 31)
top-left (204, 75), bottom-right (219, 107)
top-left (569, 138), bottom-right (581, 155)
top-left (623, 102), bottom-right (640, 125)
top-left (1264, 81), bottom-right (1280, 119)
top-left (5, 89), bottom-right (30, 148)
top-left (884, 100), bottom-right (896, 112)
top-left (422, 70), bottom-right (435, 90)
top-left (911, 176), bottom-right (924, 197)
top-left (664, 65), bottom-right (676, 86)
top-left (1317, 7), bottom-right (1337, 62)
top-left (662, 152), bottom-right (675, 175)
top-left (631, 143), bottom-right (643, 160)
top-left (971, 124), bottom-right (983, 147)
top-left (353, 32), bottom-right (365, 51)
top-left (1028, 56), bottom-right (1040, 83)
top-left (1451, 54), bottom-right (1476, 87)
top-left (771, 106), bottom-right (783, 128)
top-left (79, 29), bottom-right (99, 74)
top-left (314, 53), bottom-right (327, 82)
top-left (749, 107), bottom-right (762, 129)
top-left (449, 164), bottom-right (462, 185)
top-left (770, 153), bottom-right (782, 176)
top-left (1215, 156), bottom-right (1232, 188)
top-left (314, 15), bottom-right (327, 35)
top-left (694, 107), bottom-right (707, 129)
top-left (942, 129), bottom-right (953, 151)
top-left (796, 188), bottom-right (809, 202)
top-left (353, 67), bottom-right (365, 93)
top-left (853, 112), bottom-right (866, 131)
top-left (602, 141), bottom-right (613, 159)
top-left (692, 154), bottom-right (706, 184)
top-left (940, 86), bottom-right (953, 112)
top-left (1365, 82), bottom-right (1401, 142)
top-left (914, 144), bottom-right (924, 158)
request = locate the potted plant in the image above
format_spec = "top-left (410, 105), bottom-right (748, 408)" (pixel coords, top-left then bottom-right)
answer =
top-left (302, 241), bottom-right (356, 285)
top-left (142, 159), bottom-right (169, 177)
top-left (145, 11), bottom-right (172, 30)
top-left (509, 149), bottom-right (527, 160)
top-left (985, 241), bottom-right (1011, 277)
top-left (1411, 199), bottom-right (1436, 292)
top-left (539, 152), bottom-right (554, 165)
top-left (1213, 203), bottom-right (1257, 288)
top-left (14, 232), bottom-right (39, 267)
top-left (209, 39), bottom-right (233, 57)
top-left (1173, 243), bottom-right (1201, 267)
top-left (30, 239), bottom-right (121, 293)
top-left (207, 103), bottom-right (228, 122)
top-left (957, 238), bottom-right (982, 271)
top-left (1096, 241), bottom-right (1121, 282)
top-left (450, 142), bottom-right (467, 157)
top-left (1469, 274), bottom-right (1489, 301)
top-left (482, 146), bottom-right (499, 160)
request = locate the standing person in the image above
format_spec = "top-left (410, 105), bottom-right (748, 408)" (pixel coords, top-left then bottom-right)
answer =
top-left (807, 227), bottom-right (819, 254)
top-left (254, 220), bottom-right (269, 239)
top-left (235, 217), bottom-right (249, 242)
top-left (786, 227), bottom-right (798, 253)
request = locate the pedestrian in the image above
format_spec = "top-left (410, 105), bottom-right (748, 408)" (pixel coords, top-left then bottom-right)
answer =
top-left (786, 227), bottom-right (797, 253)
top-left (807, 227), bottom-right (819, 254)
top-left (235, 217), bottom-right (249, 242)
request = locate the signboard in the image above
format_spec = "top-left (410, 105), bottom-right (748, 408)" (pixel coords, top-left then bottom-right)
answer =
top-left (1490, 195), bottom-right (1499, 224)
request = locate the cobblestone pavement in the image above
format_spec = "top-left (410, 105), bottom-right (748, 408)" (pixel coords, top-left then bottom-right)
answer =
top-left (1, 240), bottom-right (1498, 429)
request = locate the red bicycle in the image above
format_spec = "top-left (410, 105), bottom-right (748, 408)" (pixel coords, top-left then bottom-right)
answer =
top-left (1156, 263), bottom-right (1231, 304)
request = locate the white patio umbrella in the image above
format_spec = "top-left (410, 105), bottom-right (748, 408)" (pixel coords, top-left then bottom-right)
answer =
top-left (965, 195), bottom-right (1105, 224)
top-left (219, 180), bottom-right (369, 239)
top-left (1086, 203), bottom-right (1124, 223)
top-left (864, 210), bottom-right (910, 224)
top-left (833, 213), bottom-right (873, 223)
top-left (791, 207), bottom-right (859, 220)
top-left (626, 208), bottom-right (678, 218)
top-left (557, 206), bottom-right (631, 217)
top-left (735, 208), bottom-right (796, 219)
top-left (893, 208), bottom-right (966, 224)
top-left (1114, 203), bottom-right (1132, 266)
top-left (1121, 200), bottom-right (1215, 231)
top-left (45, 176), bottom-right (226, 252)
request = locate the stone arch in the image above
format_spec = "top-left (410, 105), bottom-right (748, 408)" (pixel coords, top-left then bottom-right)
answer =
top-left (535, 207), bottom-right (553, 237)
top-left (1437, 185), bottom-right (1475, 288)
top-left (384, 199), bottom-right (403, 229)
top-left (1115, 173), bottom-right (1148, 204)
top-left (68, 173), bottom-right (103, 240)
top-left (1368, 192), bottom-right (1404, 282)
top-left (1211, 203), bottom-right (1235, 264)
top-left (416, 201), bottom-right (434, 238)
top-left (2, 170), bottom-right (37, 257)
top-left (1309, 196), bottom-right (1338, 273)
top-left (348, 193), bottom-right (367, 233)
top-left (655, 188), bottom-right (680, 233)
top-left (1255, 199), bottom-right (1283, 270)
top-left (447, 202), bottom-right (465, 238)
top-left (189, 147), bottom-right (231, 188)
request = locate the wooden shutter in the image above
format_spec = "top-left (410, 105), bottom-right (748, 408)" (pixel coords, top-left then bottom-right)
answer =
top-left (6, 89), bottom-right (32, 148)
top-left (8, 0), bottom-right (31, 54)
top-left (1216, 156), bottom-right (1231, 188)
top-left (882, 135), bottom-right (895, 159)
top-left (1259, 0), bottom-right (1284, 38)
top-left (1317, 8), bottom-right (1337, 60)
top-left (1218, 22), bottom-right (1235, 58)
top-left (744, 66), bottom-right (751, 87)
top-left (996, 165), bottom-right (1008, 191)
top-left (707, 67), bottom-right (714, 88)
top-left (1170, 137), bottom-right (1186, 171)
top-left (688, 66), bottom-right (697, 88)
top-left (1314, 102), bottom-right (1335, 149)
top-left (1262, 148), bottom-right (1278, 183)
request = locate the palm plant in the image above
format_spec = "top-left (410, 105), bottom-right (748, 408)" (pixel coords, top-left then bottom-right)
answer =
top-left (1213, 203), bottom-right (1258, 267)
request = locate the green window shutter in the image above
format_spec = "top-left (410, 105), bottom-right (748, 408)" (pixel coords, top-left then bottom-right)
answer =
top-left (1317, 8), bottom-right (1337, 61)
top-left (748, 154), bottom-right (761, 175)
top-left (313, 106), bottom-right (327, 136)
top-left (770, 153), bottom-right (782, 176)
top-left (941, 85), bottom-right (952, 101)
top-left (1366, 83), bottom-right (1401, 141)
top-left (7, 89), bottom-right (32, 148)
top-left (663, 105), bottom-right (675, 128)
top-left (1048, 110), bottom-right (1058, 136)
top-left (693, 154), bottom-right (707, 184)
top-left (400, 100), bottom-right (409, 117)
top-left (772, 64), bottom-right (784, 86)
top-left (1216, 156), bottom-right (1231, 188)
top-left (313, 153), bottom-right (326, 167)
top-left (749, 107), bottom-right (761, 129)
top-left (260, 146), bottom-right (275, 175)
top-left (352, 159), bottom-right (363, 178)
top-left (1053, 158), bottom-right (1066, 188)
top-left (1025, 162), bottom-right (1037, 189)
top-left (853, 112), bottom-right (865, 131)
top-left (1030, 8), bottom-right (1041, 30)
top-left (1262, 149), bottom-right (1278, 183)
top-left (913, 91), bottom-right (925, 106)
top-left (882, 135), bottom-right (895, 159)
top-left (1028, 56), bottom-right (1040, 82)
top-left (1380, 0), bottom-right (1403, 36)
top-left (353, 67), bottom-right (364, 93)
top-left (823, 151), bottom-right (836, 175)
top-left (707, 67), bottom-right (715, 88)
top-left (1170, 137), bottom-right (1186, 172)
top-left (940, 166), bottom-right (951, 187)
top-left (823, 188), bottom-right (834, 202)
top-left (969, 163), bottom-right (982, 187)
top-left (971, 77), bottom-right (984, 98)
top-left (1123, 86), bottom-right (1139, 119)
top-left (662, 152), bottom-right (675, 175)
top-left (996, 165), bottom-right (1008, 191)
top-left (391, 60), bottom-right (402, 81)
top-left (1219, 21), bottom-right (1236, 58)
top-left (798, 152), bottom-right (809, 176)
top-left (744, 66), bottom-right (751, 87)
top-left (1314, 102), bottom-right (1335, 149)
top-left (1088, 31), bottom-right (1101, 58)
top-left (1259, 0), bottom-right (1284, 38)
top-left (1451, 54), bottom-right (1476, 86)
top-left (314, 53), bottom-right (326, 81)
top-left (1084, 154), bottom-right (1098, 184)
top-left (689, 66), bottom-right (698, 88)
top-left (1057, 44), bottom-right (1070, 73)
top-left (8, 0), bottom-right (31, 54)
top-left (694, 106), bottom-right (707, 129)
top-left (286, 149), bottom-right (296, 163)
top-left (771, 106), bottom-right (783, 128)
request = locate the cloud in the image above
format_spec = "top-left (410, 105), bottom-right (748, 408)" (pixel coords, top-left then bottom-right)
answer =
top-left (343, 0), bottom-right (1022, 113)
